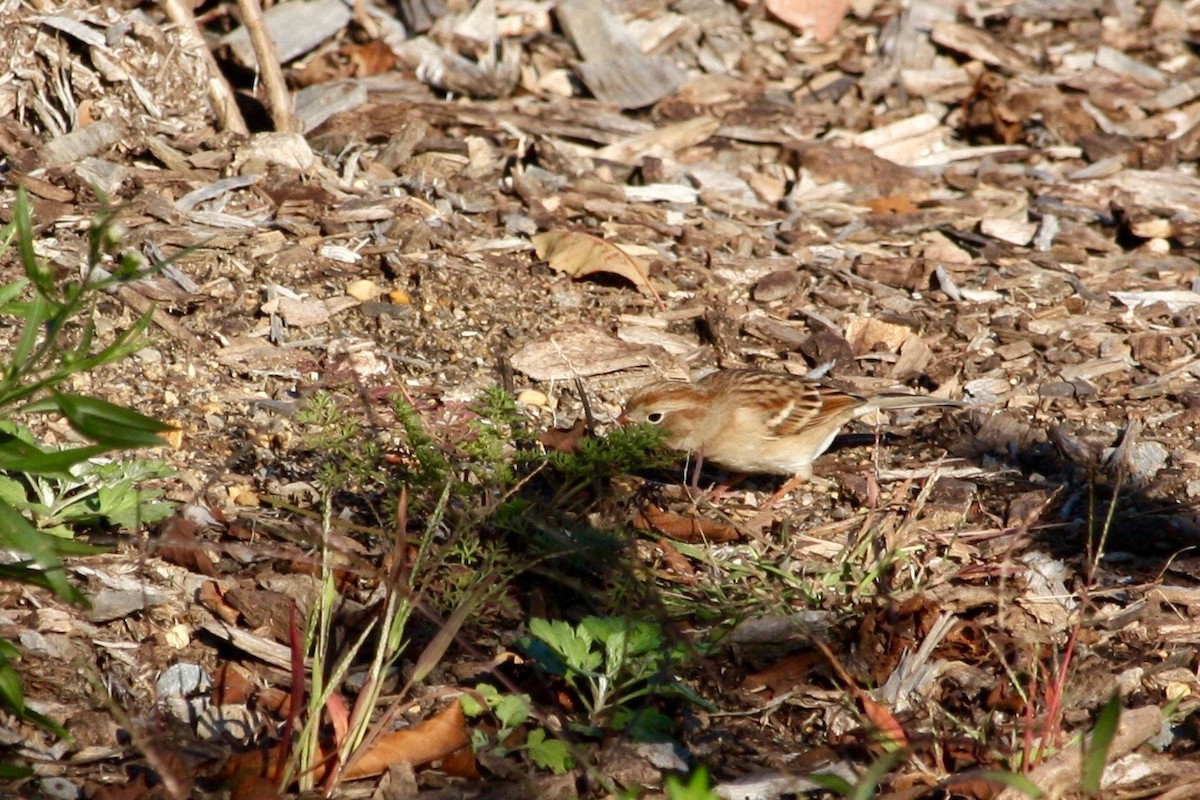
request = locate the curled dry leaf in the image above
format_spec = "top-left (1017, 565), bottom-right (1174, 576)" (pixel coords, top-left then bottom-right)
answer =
top-left (652, 537), bottom-right (697, 582)
top-left (743, 652), bottom-right (823, 695)
top-left (859, 695), bottom-right (909, 749)
top-left (632, 504), bottom-right (740, 543)
top-left (538, 418), bottom-right (589, 454)
top-left (344, 700), bottom-right (471, 780)
top-left (532, 230), bottom-right (664, 307)
top-left (157, 516), bottom-right (219, 577)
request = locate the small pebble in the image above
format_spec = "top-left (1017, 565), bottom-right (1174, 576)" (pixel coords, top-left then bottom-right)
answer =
top-left (229, 486), bottom-right (260, 507)
top-left (517, 389), bottom-right (548, 407)
top-left (156, 663), bottom-right (211, 699)
top-left (39, 778), bottom-right (80, 800)
top-left (346, 279), bottom-right (379, 301)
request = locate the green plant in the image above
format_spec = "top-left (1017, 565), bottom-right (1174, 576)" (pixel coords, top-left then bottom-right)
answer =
top-left (391, 394), bottom-right (452, 492)
top-left (282, 401), bottom-right (518, 792)
top-left (461, 386), bottom-right (534, 489)
top-left (664, 766), bottom-right (720, 800)
top-left (0, 423), bottom-right (172, 534)
top-left (0, 638), bottom-right (66, 759)
top-left (1081, 691), bottom-right (1121, 798)
top-left (297, 392), bottom-right (376, 485)
top-left (281, 387), bottom-right (683, 788)
top-left (460, 683), bottom-right (574, 773)
top-left (521, 616), bottom-right (711, 738)
top-left (543, 422), bottom-right (671, 507)
top-left (283, 483), bottom-right (486, 792)
top-left (0, 189), bottom-right (174, 746)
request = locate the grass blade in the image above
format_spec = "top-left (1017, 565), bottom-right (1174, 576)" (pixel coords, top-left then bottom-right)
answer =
top-left (1081, 691), bottom-right (1121, 797)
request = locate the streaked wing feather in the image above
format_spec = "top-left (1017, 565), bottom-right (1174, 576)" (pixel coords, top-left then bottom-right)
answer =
top-left (701, 370), bottom-right (865, 438)
top-left (772, 386), bottom-right (862, 436)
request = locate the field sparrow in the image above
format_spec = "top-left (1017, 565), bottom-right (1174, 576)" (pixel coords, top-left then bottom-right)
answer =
top-left (620, 369), bottom-right (962, 482)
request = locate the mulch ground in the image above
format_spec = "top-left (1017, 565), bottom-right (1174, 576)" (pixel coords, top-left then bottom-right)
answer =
top-left (5, 0), bottom-right (1200, 796)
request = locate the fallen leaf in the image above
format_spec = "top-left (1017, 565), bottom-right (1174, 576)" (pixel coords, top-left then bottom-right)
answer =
top-left (532, 231), bottom-right (662, 305)
top-left (344, 701), bottom-right (470, 780)
top-left (213, 662), bottom-right (255, 705)
top-left (157, 517), bottom-right (219, 577)
top-left (860, 695), bottom-right (909, 748)
top-left (538, 419), bottom-right (588, 454)
top-left (744, 652), bottom-right (822, 696)
top-left (346, 41), bottom-right (399, 77)
top-left (218, 747), bottom-right (275, 784)
top-left (198, 580), bottom-right (240, 625)
top-left (652, 537), bottom-right (697, 582)
top-left (230, 775), bottom-right (283, 800)
top-left (942, 776), bottom-right (1002, 800)
top-left (632, 504), bottom-right (740, 543)
top-left (327, 691), bottom-right (350, 750)
top-left (1112, 289), bottom-right (1200, 314)
top-left (92, 774), bottom-right (153, 800)
top-left (440, 745), bottom-right (480, 779)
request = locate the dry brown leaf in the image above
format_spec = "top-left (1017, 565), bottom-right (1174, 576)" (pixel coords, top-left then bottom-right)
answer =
top-left (652, 537), bottom-right (697, 582)
top-left (198, 580), bottom-right (240, 625)
top-left (632, 504), bottom-right (740, 543)
top-left (844, 317), bottom-right (914, 355)
top-left (230, 775), bottom-right (283, 800)
top-left (532, 231), bottom-right (662, 305)
top-left (343, 701), bottom-right (470, 780)
top-left (327, 691), bottom-right (350, 750)
top-left (292, 41), bottom-right (397, 85)
top-left (347, 41), bottom-right (400, 77)
top-left (943, 776), bottom-right (1002, 800)
top-left (218, 748), bottom-right (277, 784)
top-left (860, 696), bottom-right (909, 748)
top-left (538, 418), bottom-right (589, 454)
top-left (156, 516), bottom-right (219, 577)
top-left (439, 745), bottom-right (480, 779)
top-left (213, 661), bottom-right (256, 705)
top-left (509, 322), bottom-right (657, 380)
top-left (743, 652), bottom-right (822, 696)
top-left (92, 774), bottom-right (154, 800)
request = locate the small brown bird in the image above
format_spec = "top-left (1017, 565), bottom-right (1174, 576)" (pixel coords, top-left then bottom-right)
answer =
top-left (621, 369), bottom-right (962, 486)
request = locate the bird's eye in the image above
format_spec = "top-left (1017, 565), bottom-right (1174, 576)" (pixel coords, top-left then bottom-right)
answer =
top-left (646, 411), bottom-right (665, 424)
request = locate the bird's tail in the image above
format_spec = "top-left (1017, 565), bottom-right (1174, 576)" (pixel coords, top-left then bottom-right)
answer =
top-left (862, 393), bottom-right (964, 413)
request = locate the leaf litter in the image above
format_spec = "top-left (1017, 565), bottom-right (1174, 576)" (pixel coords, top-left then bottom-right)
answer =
top-left (3, 0), bottom-right (1200, 797)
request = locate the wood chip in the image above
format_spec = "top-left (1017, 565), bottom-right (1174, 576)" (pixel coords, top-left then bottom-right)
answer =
top-left (39, 120), bottom-right (123, 165)
top-left (510, 323), bottom-right (660, 380)
top-left (221, 0), bottom-right (351, 68)
top-left (556, 0), bottom-right (687, 108)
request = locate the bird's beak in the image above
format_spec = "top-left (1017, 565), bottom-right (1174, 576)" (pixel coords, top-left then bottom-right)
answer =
top-left (616, 413), bottom-right (631, 425)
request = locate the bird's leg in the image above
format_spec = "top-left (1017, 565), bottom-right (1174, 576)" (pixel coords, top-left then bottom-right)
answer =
top-left (683, 450), bottom-right (750, 502)
top-left (702, 473), bottom-right (749, 502)
top-left (763, 471), bottom-right (808, 509)
top-left (745, 466), bottom-right (816, 529)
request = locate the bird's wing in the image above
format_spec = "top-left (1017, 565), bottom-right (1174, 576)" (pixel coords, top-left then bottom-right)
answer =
top-left (767, 384), bottom-right (864, 437)
top-left (709, 372), bottom-right (864, 438)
